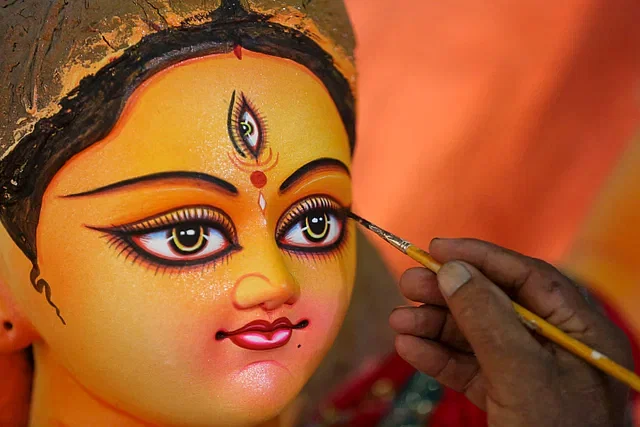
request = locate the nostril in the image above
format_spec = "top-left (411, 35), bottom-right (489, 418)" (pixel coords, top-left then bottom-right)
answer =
top-left (3, 321), bottom-right (13, 331)
top-left (285, 294), bottom-right (299, 305)
top-left (260, 301), bottom-right (280, 311)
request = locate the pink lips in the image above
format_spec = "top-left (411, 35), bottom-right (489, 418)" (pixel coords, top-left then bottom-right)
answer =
top-left (216, 318), bottom-right (309, 350)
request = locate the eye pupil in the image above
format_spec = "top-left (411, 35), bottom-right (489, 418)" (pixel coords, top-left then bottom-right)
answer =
top-left (172, 224), bottom-right (205, 254)
top-left (241, 120), bottom-right (253, 137)
top-left (304, 213), bottom-right (329, 242)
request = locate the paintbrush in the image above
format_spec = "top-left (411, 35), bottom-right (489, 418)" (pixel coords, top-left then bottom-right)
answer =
top-left (347, 211), bottom-right (640, 392)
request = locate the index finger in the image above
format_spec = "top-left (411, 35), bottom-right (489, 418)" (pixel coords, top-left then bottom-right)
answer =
top-left (399, 267), bottom-right (447, 306)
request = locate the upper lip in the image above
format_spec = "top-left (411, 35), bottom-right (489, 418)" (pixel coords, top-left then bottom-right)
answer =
top-left (216, 317), bottom-right (308, 340)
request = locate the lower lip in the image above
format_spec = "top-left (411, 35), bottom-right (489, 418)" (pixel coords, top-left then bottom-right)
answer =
top-left (229, 328), bottom-right (293, 350)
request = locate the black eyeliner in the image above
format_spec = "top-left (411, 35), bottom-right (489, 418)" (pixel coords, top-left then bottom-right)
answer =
top-left (88, 205), bottom-right (240, 271)
top-left (275, 195), bottom-right (349, 256)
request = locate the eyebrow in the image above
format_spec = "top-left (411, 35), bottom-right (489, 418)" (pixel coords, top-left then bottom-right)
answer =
top-left (63, 171), bottom-right (238, 198)
top-left (279, 158), bottom-right (350, 194)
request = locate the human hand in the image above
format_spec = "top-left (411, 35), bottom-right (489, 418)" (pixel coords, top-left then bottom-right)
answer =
top-left (389, 238), bottom-right (633, 427)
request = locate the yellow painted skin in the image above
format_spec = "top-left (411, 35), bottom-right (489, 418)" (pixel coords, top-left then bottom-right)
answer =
top-left (0, 51), bottom-right (355, 426)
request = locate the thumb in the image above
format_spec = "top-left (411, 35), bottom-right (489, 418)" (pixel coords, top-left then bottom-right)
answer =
top-left (437, 261), bottom-right (541, 376)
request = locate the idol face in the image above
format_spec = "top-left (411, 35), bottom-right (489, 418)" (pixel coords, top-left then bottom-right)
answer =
top-left (10, 51), bottom-right (355, 425)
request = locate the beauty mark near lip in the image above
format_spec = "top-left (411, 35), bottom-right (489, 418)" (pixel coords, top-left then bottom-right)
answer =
top-left (216, 318), bottom-right (309, 351)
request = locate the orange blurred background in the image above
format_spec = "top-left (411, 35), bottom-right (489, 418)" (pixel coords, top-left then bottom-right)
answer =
top-left (346, 0), bottom-right (639, 313)
top-left (346, 0), bottom-right (640, 415)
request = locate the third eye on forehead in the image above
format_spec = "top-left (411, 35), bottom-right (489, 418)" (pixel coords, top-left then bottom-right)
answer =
top-left (228, 91), bottom-right (265, 160)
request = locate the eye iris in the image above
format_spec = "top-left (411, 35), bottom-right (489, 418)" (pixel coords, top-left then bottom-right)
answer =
top-left (304, 213), bottom-right (329, 242)
top-left (171, 225), bottom-right (205, 254)
top-left (241, 120), bottom-right (253, 138)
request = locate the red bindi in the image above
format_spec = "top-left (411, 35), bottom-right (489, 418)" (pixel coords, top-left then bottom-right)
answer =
top-left (250, 171), bottom-right (267, 189)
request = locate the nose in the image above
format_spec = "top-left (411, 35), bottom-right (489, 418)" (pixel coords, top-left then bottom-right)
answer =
top-left (233, 271), bottom-right (300, 311)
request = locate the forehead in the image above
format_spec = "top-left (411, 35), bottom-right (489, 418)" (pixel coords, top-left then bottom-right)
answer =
top-left (52, 50), bottom-right (350, 193)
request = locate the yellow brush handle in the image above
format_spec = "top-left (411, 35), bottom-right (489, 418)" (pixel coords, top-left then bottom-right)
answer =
top-left (405, 245), bottom-right (640, 392)
top-left (406, 246), bottom-right (443, 274)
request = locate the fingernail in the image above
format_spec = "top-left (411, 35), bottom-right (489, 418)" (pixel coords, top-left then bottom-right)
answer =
top-left (438, 261), bottom-right (472, 297)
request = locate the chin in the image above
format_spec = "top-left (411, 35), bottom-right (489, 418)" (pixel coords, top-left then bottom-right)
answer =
top-left (234, 359), bottom-right (301, 401)
top-left (200, 359), bottom-right (301, 424)
top-left (141, 371), bottom-right (300, 427)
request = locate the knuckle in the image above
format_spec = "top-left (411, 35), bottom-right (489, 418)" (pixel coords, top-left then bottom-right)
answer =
top-left (527, 257), bottom-right (559, 277)
top-left (439, 313), bottom-right (460, 341)
top-left (529, 256), bottom-right (553, 269)
top-left (524, 258), bottom-right (576, 295)
top-left (432, 354), bottom-right (455, 380)
top-left (413, 307), bottom-right (430, 330)
top-left (529, 258), bottom-right (571, 285)
top-left (416, 306), bottom-right (444, 337)
top-left (462, 366), bottom-right (482, 393)
top-left (540, 277), bottom-right (564, 295)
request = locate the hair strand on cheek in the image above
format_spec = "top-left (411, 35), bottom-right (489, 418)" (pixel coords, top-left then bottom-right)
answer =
top-left (29, 263), bottom-right (66, 325)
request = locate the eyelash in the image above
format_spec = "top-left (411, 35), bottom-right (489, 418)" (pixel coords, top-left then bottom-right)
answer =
top-left (91, 206), bottom-right (240, 274)
top-left (275, 195), bottom-right (349, 260)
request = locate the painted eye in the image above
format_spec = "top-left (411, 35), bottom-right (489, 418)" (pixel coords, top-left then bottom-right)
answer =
top-left (228, 91), bottom-right (265, 159)
top-left (240, 111), bottom-right (260, 150)
top-left (93, 206), bottom-right (240, 268)
top-left (132, 223), bottom-right (230, 261)
top-left (280, 211), bottom-right (342, 248)
top-left (276, 196), bottom-right (346, 253)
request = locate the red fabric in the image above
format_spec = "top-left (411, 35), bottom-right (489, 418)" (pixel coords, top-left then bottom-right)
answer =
top-left (430, 388), bottom-right (487, 427)
top-left (316, 353), bottom-right (417, 426)
top-left (313, 350), bottom-right (489, 426)
top-left (326, 353), bottom-right (416, 412)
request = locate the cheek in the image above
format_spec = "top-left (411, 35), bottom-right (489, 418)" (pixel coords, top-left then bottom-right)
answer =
top-left (287, 229), bottom-right (357, 342)
top-left (37, 227), bottom-right (234, 348)
top-left (34, 213), bottom-right (239, 404)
